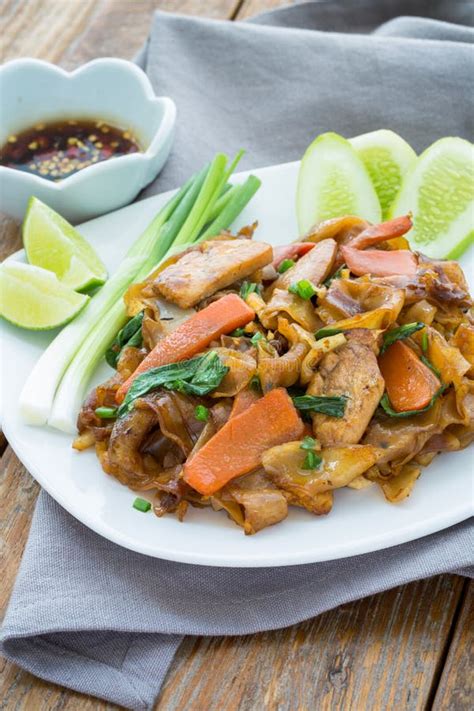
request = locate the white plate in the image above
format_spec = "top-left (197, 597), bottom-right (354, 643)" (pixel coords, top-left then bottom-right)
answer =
top-left (1, 161), bottom-right (473, 567)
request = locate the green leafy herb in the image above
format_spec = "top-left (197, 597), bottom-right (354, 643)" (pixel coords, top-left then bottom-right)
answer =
top-left (251, 331), bottom-right (264, 345)
top-left (302, 450), bottom-right (323, 470)
top-left (421, 331), bottom-right (429, 353)
top-left (292, 395), bottom-right (347, 418)
top-left (118, 351), bottom-right (229, 417)
top-left (230, 327), bottom-right (246, 337)
top-left (288, 279), bottom-right (317, 300)
top-left (420, 354), bottom-right (441, 378)
top-left (105, 311), bottom-right (144, 369)
top-left (380, 386), bottom-right (446, 418)
top-left (240, 281), bottom-right (259, 300)
top-left (133, 497), bottom-right (151, 513)
top-left (94, 406), bottom-right (117, 419)
top-left (195, 405), bottom-right (210, 422)
top-left (315, 327), bottom-right (344, 340)
top-left (380, 322), bottom-right (424, 354)
top-left (300, 436), bottom-right (318, 451)
top-left (323, 264), bottom-right (345, 287)
top-left (249, 374), bottom-right (262, 392)
top-left (277, 258), bottom-right (295, 274)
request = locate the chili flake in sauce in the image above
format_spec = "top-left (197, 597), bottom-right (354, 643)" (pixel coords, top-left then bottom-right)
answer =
top-left (0, 119), bottom-right (140, 181)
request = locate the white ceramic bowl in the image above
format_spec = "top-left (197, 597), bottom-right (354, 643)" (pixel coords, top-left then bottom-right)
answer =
top-left (0, 58), bottom-right (176, 223)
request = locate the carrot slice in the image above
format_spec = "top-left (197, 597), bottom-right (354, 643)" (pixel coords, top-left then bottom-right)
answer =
top-left (379, 340), bottom-right (441, 412)
top-left (230, 387), bottom-right (261, 418)
top-left (341, 245), bottom-right (417, 277)
top-left (116, 294), bottom-right (254, 403)
top-left (271, 242), bottom-right (315, 269)
top-left (184, 388), bottom-right (304, 495)
top-left (350, 215), bottom-right (412, 250)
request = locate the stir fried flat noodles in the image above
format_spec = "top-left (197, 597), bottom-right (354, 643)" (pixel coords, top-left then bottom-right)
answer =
top-left (75, 215), bottom-right (474, 534)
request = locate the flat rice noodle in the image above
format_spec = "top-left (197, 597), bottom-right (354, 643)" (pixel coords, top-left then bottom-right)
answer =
top-left (220, 470), bottom-right (289, 534)
top-left (257, 340), bottom-right (309, 392)
top-left (208, 347), bottom-right (256, 397)
top-left (261, 288), bottom-right (320, 332)
top-left (262, 441), bottom-right (377, 512)
top-left (399, 299), bottom-right (437, 327)
top-left (363, 399), bottom-right (443, 469)
top-left (316, 279), bottom-right (405, 331)
top-left (116, 345), bottom-right (146, 380)
top-left (419, 430), bottom-right (462, 455)
top-left (303, 215), bottom-right (369, 246)
top-left (451, 324), bottom-right (474, 377)
top-left (379, 462), bottom-right (421, 503)
top-left (347, 475), bottom-right (374, 490)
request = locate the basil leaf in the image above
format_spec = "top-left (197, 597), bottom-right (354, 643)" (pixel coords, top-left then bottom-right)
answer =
top-left (292, 395), bottom-right (347, 418)
top-left (106, 312), bottom-right (144, 369)
top-left (380, 385), bottom-right (447, 418)
top-left (380, 322), bottom-right (424, 354)
top-left (118, 351), bottom-right (229, 417)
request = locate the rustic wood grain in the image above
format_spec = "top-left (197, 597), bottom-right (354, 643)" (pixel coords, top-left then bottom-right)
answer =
top-left (432, 580), bottom-right (474, 711)
top-left (0, 0), bottom-right (471, 709)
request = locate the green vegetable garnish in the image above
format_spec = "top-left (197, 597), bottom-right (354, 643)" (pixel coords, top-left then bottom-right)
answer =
top-left (229, 327), bottom-right (246, 337)
top-left (300, 436), bottom-right (318, 451)
top-left (251, 332), bottom-right (264, 345)
top-left (105, 311), bottom-right (144, 369)
top-left (380, 322), bottom-right (424, 354)
top-left (315, 327), bottom-right (344, 340)
top-left (380, 385), bottom-right (446, 418)
top-left (195, 405), bottom-right (210, 422)
top-left (288, 279), bottom-right (317, 300)
top-left (133, 497), bottom-right (151, 513)
top-left (277, 259), bottom-right (295, 274)
top-left (292, 395), bottom-right (347, 418)
top-left (421, 332), bottom-right (429, 353)
top-left (94, 406), bottom-right (117, 419)
top-left (240, 281), bottom-right (259, 300)
top-left (118, 351), bottom-right (229, 417)
top-left (302, 450), bottom-right (323, 470)
top-left (249, 374), bottom-right (262, 392)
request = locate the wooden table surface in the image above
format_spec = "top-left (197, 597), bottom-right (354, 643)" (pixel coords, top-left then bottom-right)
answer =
top-left (1, 1), bottom-right (472, 709)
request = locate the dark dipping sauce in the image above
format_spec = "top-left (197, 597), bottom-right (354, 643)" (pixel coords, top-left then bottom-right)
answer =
top-left (0, 119), bottom-right (141, 181)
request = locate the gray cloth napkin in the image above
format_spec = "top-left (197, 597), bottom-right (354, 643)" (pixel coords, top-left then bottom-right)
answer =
top-left (2, 3), bottom-right (474, 709)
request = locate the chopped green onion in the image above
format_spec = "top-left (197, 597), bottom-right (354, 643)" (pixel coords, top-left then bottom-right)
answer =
top-left (133, 497), bottom-right (151, 513)
top-left (230, 327), bottom-right (246, 337)
top-left (315, 327), bottom-right (344, 340)
top-left (288, 279), bottom-right (317, 300)
top-left (249, 374), bottom-right (261, 392)
top-left (251, 332), bottom-right (264, 345)
top-left (240, 281), bottom-right (259, 300)
top-left (421, 331), bottom-right (429, 353)
top-left (380, 322), bottom-right (424, 354)
top-left (195, 405), bottom-right (210, 422)
top-left (302, 450), bottom-right (323, 470)
top-left (420, 354), bottom-right (441, 378)
top-left (94, 406), bottom-right (117, 419)
top-left (380, 385), bottom-right (447, 418)
top-left (278, 259), bottom-right (295, 274)
top-left (292, 394), bottom-right (347, 418)
top-left (197, 175), bottom-right (262, 244)
top-left (300, 436), bottom-right (318, 451)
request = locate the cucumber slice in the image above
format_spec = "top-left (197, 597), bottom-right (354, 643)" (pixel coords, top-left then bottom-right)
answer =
top-left (389, 137), bottom-right (474, 259)
top-left (296, 132), bottom-right (381, 234)
top-left (350, 129), bottom-right (417, 218)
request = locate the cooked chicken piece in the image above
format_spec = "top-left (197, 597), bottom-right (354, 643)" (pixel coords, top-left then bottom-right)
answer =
top-left (309, 329), bottom-right (384, 446)
top-left (269, 238), bottom-right (337, 293)
top-left (153, 238), bottom-right (273, 309)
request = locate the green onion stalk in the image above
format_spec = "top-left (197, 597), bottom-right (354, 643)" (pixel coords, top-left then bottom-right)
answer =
top-left (28, 151), bottom-right (262, 433)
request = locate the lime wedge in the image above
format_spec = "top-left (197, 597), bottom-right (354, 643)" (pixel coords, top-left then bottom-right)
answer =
top-left (296, 132), bottom-right (381, 234)
top-left (23, 197), bottom-right (107, 292)
top-left (389, 137), bottom-right (474, 259)
top-left (0, 261), bottom-right (89, 330)
top-left (350, 129), bottom-right (417, 218)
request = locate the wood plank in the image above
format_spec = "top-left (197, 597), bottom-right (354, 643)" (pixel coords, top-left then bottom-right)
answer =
top-left (155, 576), bottom-right (465, 711)
top-left (432, 580), bottom-right (473, 710)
